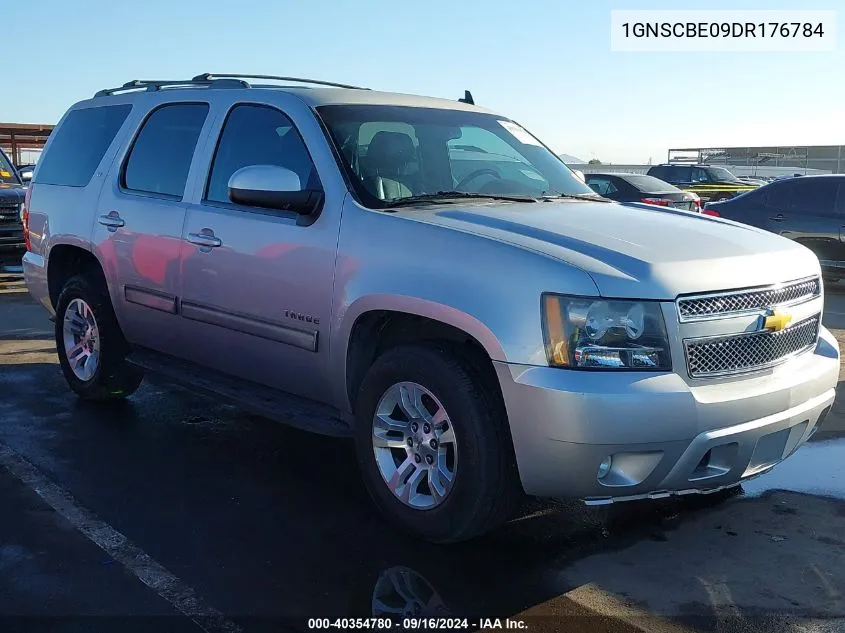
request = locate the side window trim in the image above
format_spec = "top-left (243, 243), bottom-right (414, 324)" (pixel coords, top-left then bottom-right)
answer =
top-left (200, 101), bottom-right (322, 220)
top-left (119, 101), bottom-right (211, 202)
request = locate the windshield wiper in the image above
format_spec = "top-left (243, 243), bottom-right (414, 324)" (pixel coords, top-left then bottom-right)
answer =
top-left (385, 191), bottom-right (539, 207)
top-left (541, 193), bottom-right (613, 203)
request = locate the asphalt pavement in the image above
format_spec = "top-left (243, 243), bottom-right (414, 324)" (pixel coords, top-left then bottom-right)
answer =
top-left (1, 267), bottom-right (845, 633)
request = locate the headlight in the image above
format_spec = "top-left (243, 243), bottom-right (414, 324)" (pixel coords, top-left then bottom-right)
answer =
top-left (542, 295), bottom-right (672, 370)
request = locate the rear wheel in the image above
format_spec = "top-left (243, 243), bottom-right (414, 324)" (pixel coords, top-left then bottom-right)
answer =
top-left (55, 273), bottom-right (143, 400)
top-left (354, 344), bottom-right (521, 543)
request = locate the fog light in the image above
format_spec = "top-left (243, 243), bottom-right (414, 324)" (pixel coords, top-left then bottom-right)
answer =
top-left (597, 456), bottom-right (613, 479)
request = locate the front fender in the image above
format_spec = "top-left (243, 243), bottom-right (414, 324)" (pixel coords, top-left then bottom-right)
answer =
top-left (328, 200), bottom-right (600, 414)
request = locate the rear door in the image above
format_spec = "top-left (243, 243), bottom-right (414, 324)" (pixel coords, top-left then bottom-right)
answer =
top-left (764, 177), bottom-right (845, 265)
top-left (91, 101), bottom-right (215, 353)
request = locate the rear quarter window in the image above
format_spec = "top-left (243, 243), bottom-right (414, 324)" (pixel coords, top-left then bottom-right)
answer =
top-left (36, 105), bottom-right (132, 187)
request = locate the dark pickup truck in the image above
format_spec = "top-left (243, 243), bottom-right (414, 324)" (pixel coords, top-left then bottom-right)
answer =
top-left (0, 147), bottom-right (25, 263)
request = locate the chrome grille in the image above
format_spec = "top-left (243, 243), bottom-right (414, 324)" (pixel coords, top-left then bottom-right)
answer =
top-left (678, 277), bottom-right (821, 321)
top-left (685, 315), bottom-right (819, 378)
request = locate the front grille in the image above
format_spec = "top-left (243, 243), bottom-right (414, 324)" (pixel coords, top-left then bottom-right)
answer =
top-left (678, 277), bottom-right (821, 321)
top-left (0, 204), bottom-right (21, 225)
top-left (685, 315), bottom-right (819, 378)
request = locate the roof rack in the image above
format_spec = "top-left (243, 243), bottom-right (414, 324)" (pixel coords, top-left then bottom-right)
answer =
top-left (192, 73), bottom-right (369, 90)
top-left (94, 77), bottom-right (248, 97)
top-left (94, 73), bottom-right (368, 98)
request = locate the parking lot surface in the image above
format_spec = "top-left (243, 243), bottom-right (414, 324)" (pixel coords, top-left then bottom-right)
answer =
top-left (1, 266), bottom-right (845, 633)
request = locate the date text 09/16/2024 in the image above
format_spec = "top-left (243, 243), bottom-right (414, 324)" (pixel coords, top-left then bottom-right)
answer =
top-left (307, 618), bottom-right (528, 630)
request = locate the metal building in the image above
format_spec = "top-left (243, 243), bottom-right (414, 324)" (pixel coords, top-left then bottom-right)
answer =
top-left (667, 147), bottom-right (844, 175)
top-left (0, 123), bottom-right (54, 165)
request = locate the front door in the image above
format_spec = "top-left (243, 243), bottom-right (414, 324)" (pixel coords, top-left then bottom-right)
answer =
top-left (176, 101), bottom-right (340, 403)
top-left (92, 102), bottom-right (213, 353)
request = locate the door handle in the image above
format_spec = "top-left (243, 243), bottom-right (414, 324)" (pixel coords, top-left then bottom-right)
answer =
top-left (769, 214), bottom-right (785, 222)
top-left (98, 212), bottom-right (125, 231)
top-left (187, 231), bottom-right (222, 248)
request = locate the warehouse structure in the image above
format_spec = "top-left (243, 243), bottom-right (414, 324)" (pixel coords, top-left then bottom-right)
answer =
top-left (666, 146), bottom-right (845, 175)
top-left (0, 123), bottom-right (54, 165)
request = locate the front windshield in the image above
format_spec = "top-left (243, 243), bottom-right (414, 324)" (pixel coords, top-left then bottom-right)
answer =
top-left (706, 166), bottom-right (741, 182)
top-left (317, 105), bottom-right (595, 208)
top-left (0, 149), bottom-right (21, 187)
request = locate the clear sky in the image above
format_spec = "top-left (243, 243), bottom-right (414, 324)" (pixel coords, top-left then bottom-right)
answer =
top-left (2, 0), bottom-right (842, 163)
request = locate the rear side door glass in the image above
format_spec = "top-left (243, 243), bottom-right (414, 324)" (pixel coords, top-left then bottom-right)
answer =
top-left (764, 182), bottom-right (794, 211)
top-left (205, 104), bottom-right (318, 205)
top-left (36, 105), bottom-right (132, 187)
top-left (586, 177), bottom-right (617, 196)
top-left (123, 103), bottom-right (210, 199)
top-left (669, 166), bottom-right (690, 184)
top-left (787, 179), bottom-right (838, 216)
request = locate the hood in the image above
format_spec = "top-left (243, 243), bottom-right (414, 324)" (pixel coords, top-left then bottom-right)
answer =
top-left (0, 186), bottom-right (25, 206)
top-left (395, 200), bottom-right (820, 299)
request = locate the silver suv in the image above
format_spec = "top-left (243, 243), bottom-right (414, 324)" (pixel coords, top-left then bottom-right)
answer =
top-left (22, 74), bottom-right (839, 542)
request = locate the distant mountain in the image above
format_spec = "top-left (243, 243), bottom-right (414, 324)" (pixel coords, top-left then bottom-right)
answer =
top-left (559, 153), bottom-right (585, 164)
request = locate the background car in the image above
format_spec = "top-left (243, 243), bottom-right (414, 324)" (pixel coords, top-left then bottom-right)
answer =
top-left (646, 163), bottom-right (757, 202)
top-left (14, 163), bottom-right (36, 185)
top-left (703, 174), bottom-right (845, 283)
top-left (585, 172), bottom-right (701, 212)
top-left (0, 148), bottom-right (26, 263)
top-left (736, 175), bottom-right (768, 186)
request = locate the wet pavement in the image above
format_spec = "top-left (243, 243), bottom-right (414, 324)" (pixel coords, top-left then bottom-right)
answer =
top-left (1, 271), bottom-right (845, 632)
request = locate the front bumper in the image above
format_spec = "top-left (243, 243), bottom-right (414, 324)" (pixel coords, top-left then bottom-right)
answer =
top-left (495, 326), bottom-right (839, 499)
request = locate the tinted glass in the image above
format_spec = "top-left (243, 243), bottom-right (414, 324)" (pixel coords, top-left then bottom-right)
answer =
top-left (787, 178), bottom-right (840, 215)
top-left (124, 104), bottom-right (209, 198)
top-left (667, 166), bottom-right (690, 183)
top-left (764, 181), bottom-right (794, 209)
top-left (623, 175), bottom-right (678, 193)
top-left (647, 166), bottom-right (666, 179)
top-left (691, 167), bottom-right (711, 183)
top-left (0, 148), bottom-right (20, 186)
top-left (704, 166), bottom-right (741, 183)
top-left (206, 105), bottom-right (317, 204)
top-left (36, 105), bottom-right (131, 187)
top-left (586, 177), bottom-right (617, 196)
top-left (318, 105), bottom-right (593, 208)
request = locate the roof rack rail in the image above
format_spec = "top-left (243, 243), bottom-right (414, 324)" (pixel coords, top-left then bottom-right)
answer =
top-left (192, 73), bottom-right (369, 90)
top-left (94, 77), bottom-right (248, 98)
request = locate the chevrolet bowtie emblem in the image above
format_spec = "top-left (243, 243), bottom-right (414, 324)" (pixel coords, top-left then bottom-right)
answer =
top-left (762, 310), bottom-right (792, 332)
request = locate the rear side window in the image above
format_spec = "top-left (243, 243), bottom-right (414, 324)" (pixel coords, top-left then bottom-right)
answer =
top-left (787, 178), bottom-right (840, 216)
top-left (123, 103), bottom-right (209, 198)
top-left (586, 177), bottom-right (617, 196)
top-left (205, 104), bottom-right (318, 205)
top-left (764, 182), bottom-right (793, 209)
top-left (670, 166), bottom-right (691, 183)
top-left (36, 105), bottom-right (132, 187)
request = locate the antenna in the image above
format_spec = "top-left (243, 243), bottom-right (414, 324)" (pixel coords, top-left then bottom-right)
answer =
top-left (458, 90), bottom-right (475, 105)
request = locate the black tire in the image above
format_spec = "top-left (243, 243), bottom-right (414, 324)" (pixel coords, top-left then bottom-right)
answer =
top-left (55, 272), bottom-right (143, 400)
top-left (353, 343), bottom-right (522, 543)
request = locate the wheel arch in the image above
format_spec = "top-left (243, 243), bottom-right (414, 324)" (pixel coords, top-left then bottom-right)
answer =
top-left (47, 243), bottom-right (108, 309)
top-left (335, 296), bottom-right (507, 416)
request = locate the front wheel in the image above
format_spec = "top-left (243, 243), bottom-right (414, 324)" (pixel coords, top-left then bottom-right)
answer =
top-left (354, 344), bottom-right (521, 543)
top-left (55, 273), bottom-right (144, 400)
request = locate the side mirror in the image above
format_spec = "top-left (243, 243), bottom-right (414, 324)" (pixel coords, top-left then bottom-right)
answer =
top-left (228, 165), bottom-right (322, 215)
top-left (19, 170), bottom-right (33, 183)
